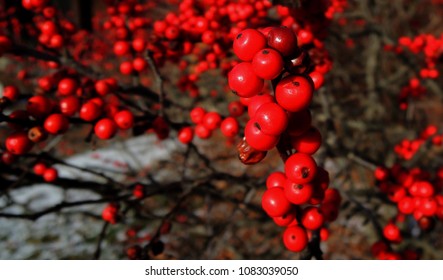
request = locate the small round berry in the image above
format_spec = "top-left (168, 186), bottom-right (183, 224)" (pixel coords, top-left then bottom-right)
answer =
top-left (228, 101), bottom-right (245, 117)
top-left (27, 95), bottom-right (52, 119)
top-left (290, 126), bottom-right (322, 154)
top-left (6, 131), bottom-right (34, 155)
top-left (202, 112), bottom-right (222, 130)
top-left (282, 226), bottom-right (308, 252)
top-left (301, 206), bottom-right (324, 230)
top-left (244, 119), bottom-right (279, 151)
top-left (251, 48), bottom-right (284, 80)
top-left (195, 124), bottom-right (212, 139)
top-left (80, 102), bottom-right (101, 122)
top-left (43, 167), bottom-right (58, 182)
top-left (94, 118), bottom-right (117, 140)
top-left (57, 78), bottom-right (77, 96)
top-left (275, 75), bottom-right (314, 112)
top-left (59, 96), bottom-right (80, 117)
top-left (233, 29), bottom-right (267, 61)
top-left (273, 210), bottom-right (297, 227)
top-left (33, 163), bottom-right (47, 175)
top-left (383, 223), bottom-right (402, 243)
top-left (285, 153), bottom-right (318, 184)
top-left (247, 94), bottom-right (274, 118)
top-left (114, 110), bottom-right (134, 130)
top-left (284, 180), bottom-right (314, 204)
top-left (114, 41), bottom-right (130, 56)
top-left (178, 127), bottom-right (194, 144)
top-left (2, 86), bottom-right (19, 101)
top-left (266, 171), bottom-right (287, 189)
top-left (267, 26), bottom-right (298, 57)
top-left (190, 107), bottom-right (206, 124)
top-left (228, 62), bottom-right (264, 98)
top-left (261, 187), bottom-right (292, 217)
top-left (220, 117), bottom-right (239, 138)
top-left (43, 113), bottom-right (70, 134)
top-left (254, 102), bottom-right (288, 136)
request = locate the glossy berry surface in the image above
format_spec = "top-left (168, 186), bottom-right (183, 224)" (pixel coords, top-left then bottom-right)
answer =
top-left (228, 62), bottom-right (264, 98)
top-left (267, 26), bottom-right (298, 57)
top-left (275, 75), bottom-right (314, 112)
top-left (251, 48), bottom-right (284, 80)
top-left (282, 226), bottom-right (308, 252)
top-left (244, 119), bottom-right (279, 151)
top-left (254, 102), bottom-right (288, 136)
top-left (285, 153), bottom-right (318, 184)
top-left (261, 187), bottom-right (292, 217)
top-left (233, 29), bottom-right (267, 61)
top-left (94, 118), bottom-right (117, 140)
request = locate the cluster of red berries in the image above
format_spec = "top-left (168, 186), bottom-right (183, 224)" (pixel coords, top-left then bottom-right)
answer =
top-left (385, 33), bottom-right (443, 79)
top-left (33, 162), bottom-right (58, 182)
top-left (372, 162), bottom-right (443, 259)
top-left (397, 78), bottom-right (426, 110)
top-left (227, 26), bottom-right (340, 252)
top-left (394, 125), bottom-right (441, 160)
top-left (370, 240), bottom-right (420, 260)
top-left (177, 107), bottom-right (240, 144)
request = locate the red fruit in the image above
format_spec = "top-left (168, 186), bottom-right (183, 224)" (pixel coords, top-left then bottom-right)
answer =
top-left (178, 127), bottom-right (194, 144)
top-left (40, 20), bottom-right (56, 35)
top-left (284, 180), bottom-right (314, 204)
top-left (374, 166), bottom-right (389, 181)
top-left (58, 78), bottom-right (77, 96)
top-left (165, 26), bottom-right (180, 40)
top-left (283, 226), bottom-right (308, 252)
top-left (202, 112), bottom-right (222, 130)
top-left (102, 204), bottom-right (119, 224)
top-left (228, 62), bottom-right (264, 98)
top-left (6, 131), bottom-right (34, 155)
top-left (254, 103), bottom-right (288, 136)
top-left (398, 196), bottom-right (415, 215)
top-left (33, 163), bottom-right (47, 175)
top-left (80, 102), bottom-right (101, 121)
top-left (44, 114), bottom-right (70, 134)
top-left (220, 117), bottom-right (239, 138)
top-left (247, 94), bottom-right (274, 118)
top-left (267, 26), bottom-right (298, 57)
top-left (94, 118), bottom-right (117, 140)
top-left (275, 75), bottom-right (314, 112)
top-left (287, 110), bottom-right (312, 136)
top-left (233, 29), bottom-right (267, 61)
top-left (120, 61), bottom-right (134, 75)
top-left (43, 167), bottom-right (58, 182)
top-left (244, 119), bottom-right (279, 151)
top-left (195, 124), bottom-right (212, 139)
top-left (190, 107), bottom-right (206, 124)
top-left (251, 48), bottom-right (284, 80)
top-left (114, 110), bottom-right (134, 130)
top-left (38, 76), bottom-right (53, 91)
top-left (383, 223), bottom-right (402, 243)
top-left (133, 57), bottom-right (147, 72)
top-left (261, 187), bottom-right (292, 217)
top-left (301, 206), bottom-right (324, 230)
top-left (290, 126), bottom-right (322, 154)
top-left (95, 80), bottom-right (111, 96)
top-left (285, 153), bottom-right (318, 184)
top-left (27, 95), bottom-right (52, 118)
top-left (59, 96), bottom-right (80, 116)
top-left (273, 210), bottom-right (297, 227)
top-left (309, 71), bottom-right (324, 90)
top-left (2, 86), bottom-right (19, 101)
top-left (297, 29), bottom-right (314, 45)
top-left (320, 228), bottom-right (329, 241)
top-left (2, 152), bottom-right (16, 165)
top-left (266, 171), bottom-right (286, 189)
top-left (132, 38), bottom-right (146, 52)
top-left (0, 35), bottom-right (12, 55)
top-left (49, 34), bottom-right (63, 49)
top-left (420, 198), bottom-right (438, 216)
top-left (114, 41), bottom-right (130, 56)
top-left (228, 101), bottom-right (245, 117)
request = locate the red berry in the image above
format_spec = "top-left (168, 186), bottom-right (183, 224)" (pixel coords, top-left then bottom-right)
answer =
top-left (95, 80), bottom-right (111, 96)
top-left (261, 187), bottom-right (292, 217)
top-left (114, 110), bottom-right (134, 130)
top-left (6, 131), bottom-right (34, 155)
top-left (383, 223), bottom-right (402, 243)
top-left (290, 126), bottom-right (322, 154)
top-left (43, 167), bottom-right (58, 182)
top-left (301, 206), bottom-right (324, 230)
top-left (282, 226), bottom-right (308, 252)
top-left (285, 153), bottom-right (318, 184)
top-left (398, 196), bottom-right (415, 214)
top-left (120, 61), bottom-right (134, 75)
top-left (374, 166), bottom-right (389, 181)
top-left (244, 119), bottom-right (279, 151)
top-left (233, 29), bottom-right (267, 61)
top-left (228, 62), bottom-right (264, 98)
top-left (275, 75), bottom-right (314, 112)
top-left (80, 102), bottom-right (101, 122)
top-left (2, 86), bottom-right (19, 101)
top-left (33, 163), bottom-right (47, 175)
top-left (266, 171), bottom-right (286, 189)
top-left (133, 57), bottom-right (147, 72)
top-left (27, 95), bottom-right (52, 119)
top-left (247, 94), bottom-right (275, 118)
top-left (228, 101), bottom-right (245, 117)
top-left (95, 118), bottom-right (117, 140)
top-left (267, 26), bottom-right (298, 57)
top-left (254, 103), bottom-right (288, 136)
top-left (44, 113), bottom-right (70, 134)
top-left (59, 96), bottom-right (80, 116)
top-left (309, 71), bottom-right (324, 90)
top-left (220, 117), bottom-right (239, 138)
top-left (273, 210), bottom-right (297, 227)
top-left (202, 112), bottom-right (222, 130)
top-left (284, 179), bottom-right (314, 204)
top-left (178, 127), bottom-right (194, 144)
top-left (195, 124), bottom-right (212, 139)
top-left (251, 48), bottom-right (284, 80)
top-left (114, 41), bottom-right (130, 56)
top-left (190, 107), bottom-right (206, 124)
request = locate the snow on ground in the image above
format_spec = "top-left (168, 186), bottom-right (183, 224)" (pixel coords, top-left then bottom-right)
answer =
top-left (0, 135), bottom-right (181, 259)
